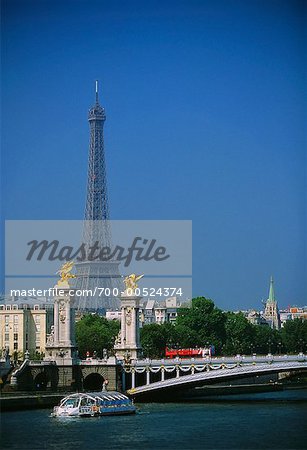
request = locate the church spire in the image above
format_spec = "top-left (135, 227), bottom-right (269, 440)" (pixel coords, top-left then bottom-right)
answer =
top-left (264, 276), bottom-right (280, 329)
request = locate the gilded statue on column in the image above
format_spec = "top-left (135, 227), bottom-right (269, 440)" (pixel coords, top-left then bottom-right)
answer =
top-left (123, 273), bottom-right (144, 293)
top-left (56, 261), bottom-right (76, 286)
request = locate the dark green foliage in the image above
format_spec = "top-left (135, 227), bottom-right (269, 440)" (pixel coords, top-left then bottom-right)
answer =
top-left (223, 312), bottom-right (255, 355)
top-left (140, 324), bottom-right (167, 358)
top-left (176, 297), bottom-right (226, 351)
top-left (140, 322), bottom-right (179, 358)
top-left (140, 297), bottom-right (227, 357)
top-left (281, 319), bottom-right (307, 353)
top-left (75, 314), bottom-right (120, 358)
top-left (76, 299), bottom-right (306, 358)
top-left (253, 325), bottom-right (279, 354)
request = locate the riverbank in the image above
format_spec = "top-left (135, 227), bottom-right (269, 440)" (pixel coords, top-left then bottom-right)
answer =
top-left (0, 392), bottom-right (65, 411)
top-left (2, 382), bottom-right (306, 411)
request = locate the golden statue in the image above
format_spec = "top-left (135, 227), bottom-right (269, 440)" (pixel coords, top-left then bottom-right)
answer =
top-left (56, 261), bottom-right (76, 286)
top-left (123, 273), bottom-right (144, 292)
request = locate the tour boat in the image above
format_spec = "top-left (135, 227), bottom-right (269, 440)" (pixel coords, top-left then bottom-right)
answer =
top-left (52, 391), bottom-right (136, 417)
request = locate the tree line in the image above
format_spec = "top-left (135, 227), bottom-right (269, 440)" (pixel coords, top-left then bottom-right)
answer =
top-left (75, 297), bottom-right (307, 359)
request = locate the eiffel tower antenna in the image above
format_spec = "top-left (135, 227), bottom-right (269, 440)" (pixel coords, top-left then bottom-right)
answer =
top-left (95, 80), bottom-right (99, 103)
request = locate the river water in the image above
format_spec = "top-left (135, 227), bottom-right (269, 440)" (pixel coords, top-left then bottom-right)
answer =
top-left (1, 389), bottom-right (306, 449)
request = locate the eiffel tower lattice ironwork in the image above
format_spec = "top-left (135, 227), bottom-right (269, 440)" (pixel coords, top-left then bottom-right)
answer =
top-left (74, 81), bottom-right (121, 311)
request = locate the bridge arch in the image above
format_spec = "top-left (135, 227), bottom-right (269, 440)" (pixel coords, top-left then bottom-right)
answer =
top-left (34, 371), bottom-right (49, 391)
top-left (81, 366), bottom-right (107, 379)
top-left (83, 372), bottom-right (104, 391)
top-left (81, 366), bottom-right (108, 391)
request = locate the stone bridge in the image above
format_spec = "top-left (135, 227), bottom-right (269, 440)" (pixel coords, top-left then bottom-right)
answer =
top-left (9, 357), bottom-right (119, 392)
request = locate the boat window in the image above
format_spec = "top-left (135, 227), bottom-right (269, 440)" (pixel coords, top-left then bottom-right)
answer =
top-left (81, 398), bottom-right (95, 406)
top-left (63, 398), bottom-right (79, 408)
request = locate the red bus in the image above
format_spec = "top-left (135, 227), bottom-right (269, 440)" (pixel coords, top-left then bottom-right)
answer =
top-left (165, 346), bottom-right (215, 358)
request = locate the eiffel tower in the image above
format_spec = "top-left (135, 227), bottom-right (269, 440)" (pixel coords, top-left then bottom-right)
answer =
top-left (75, 82), bottom-right (121, 311)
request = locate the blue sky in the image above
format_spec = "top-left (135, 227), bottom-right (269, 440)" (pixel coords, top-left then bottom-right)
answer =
top-left (1, 0), bottom-right (306, 309)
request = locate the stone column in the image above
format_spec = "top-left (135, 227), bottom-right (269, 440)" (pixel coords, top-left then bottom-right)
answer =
top-left (131, 369), bottom-right (135, 389)
top-left (65, 301), bottom-right (70, 345)
top-left (135, 306), bottom-right (140, 347)
top-left (121, 308), bottom-right (126, 343)
top-left (114, 294), bottom-right (142, 360)
top-left (54, 300), bottom-right (59, 345)
top-left (161, 367), bottom-right (165, 381)
top-left (146, 368), bottom-right (150, 385)
top-left (121, 370), bottom-right (126, 392)
top-left (44, 284), bottom-right (77, 366)
top-left (131, 308), bottom-right (136, 346)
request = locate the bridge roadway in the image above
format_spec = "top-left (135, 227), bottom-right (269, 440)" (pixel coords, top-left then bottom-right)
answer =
top-left (125, 354), bottom-right (307, 396)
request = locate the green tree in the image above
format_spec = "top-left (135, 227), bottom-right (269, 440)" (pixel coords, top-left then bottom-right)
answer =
top-left (253, 325), bottom-right (279, 354)
top-left (281, 319), bottom-right (307, 353)
top-left (175, 325), bottom-right (200, 348)
top-left (224, 312), bottom-right (255, 355)
top-left (140, 322), bottom-right (179, 358)
top-left (176, 297), bottom-right (226, 352)
top-left (140, 324), bottom-right (166, 358)
top-left (161, 322), bottom-right (180, 347)
top-left (75, 314), bottom-right (120, 358)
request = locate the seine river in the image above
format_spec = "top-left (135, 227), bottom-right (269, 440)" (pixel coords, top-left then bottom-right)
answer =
top-left (1, 389), bottom-right (306, 449)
